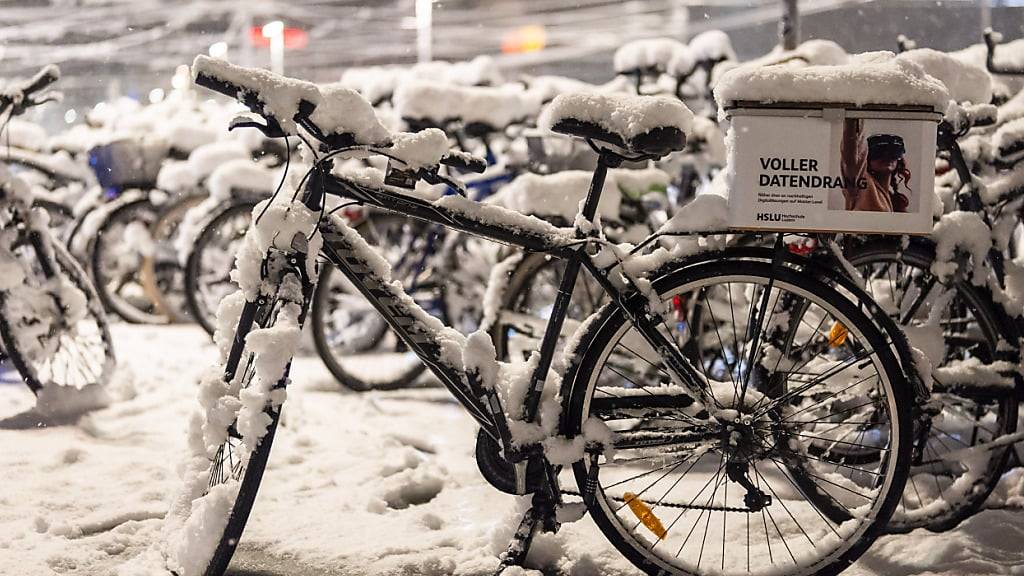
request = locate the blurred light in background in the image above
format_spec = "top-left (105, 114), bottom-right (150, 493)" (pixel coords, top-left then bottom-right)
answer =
top-left (148, 88), bottom-right (165, 104)
top-left (501, 25), bottom-right (546, 54)
top-left (63, 109), bottom-right (76, 124)
top-left (208, 42), bottom-right (228, 59)
top-left (171, 64), bottom-right (190, 90)
top-left (261, 20), bottom-right (284, 39)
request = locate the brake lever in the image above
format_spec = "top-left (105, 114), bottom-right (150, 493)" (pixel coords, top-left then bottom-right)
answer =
top-left (229, 114), bottom-right (286, 138)
top-left (26, 92), bottom-right (62, 108)
top-left (420, 168), bottom-right (468, 197)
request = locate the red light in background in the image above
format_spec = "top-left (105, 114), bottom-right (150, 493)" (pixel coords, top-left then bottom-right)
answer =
top-left (248, 26), bottom-right (309, 50)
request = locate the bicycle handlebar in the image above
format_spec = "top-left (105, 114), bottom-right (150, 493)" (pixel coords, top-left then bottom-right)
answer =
top-left (193, 57), bottom-right (488, 181)
top-left (984, 29), bottom-right (1024, 76)
top-left (192, 56), bottom-right (317, 139)
top-left (0, 64), bottom-right (61, 116)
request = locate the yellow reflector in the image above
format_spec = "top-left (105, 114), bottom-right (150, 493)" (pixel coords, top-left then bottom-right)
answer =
top-left (828, 322), bottom-right (849, 348)
top-left (623, 492), bottom-right (667, 540)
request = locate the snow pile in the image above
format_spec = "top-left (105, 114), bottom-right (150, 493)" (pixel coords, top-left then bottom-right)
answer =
top-left (992, 117), bottom-right (1024, 163)
top-left (491, 167), bottom-right (669, 224)
top-left (688, 30), bottom-right (736, 63)
top-left (714, 51), bottom-right (951, 111)
top-left (311, 84), bottom-right (392, 146)
top-left (897, 48), bottom-right (993, 104)
top-left (657, 191), bottom-right (729, 233)
top-left (613, 37), bottom-right (685, 73)
top-left (389, 129), bottom-right (450, 170)
top-left (232, 196), bottom-right (323, 299)
top-left (192, 55), bottom-right (319, 133)
top-left (171, 160), bottom-right (277, 266)
top-left (394, 81), bottom-right (542, 130)
top-left (981, 161), bottom-right (1024, 204)
top-left (540, 92), bottom-right (694, 143)
top-left (930, 210), bottom-right (992, 282)
top-left (157, 140), bottom-right (251, 192)
top-left (339, 65), bottom-right (407, 104)
top-left (738, 39), bottom-right (850, 70)
top-left (523, 75), bottom-right (628, 104)
top-left (3, 119), bottom-right (48, 151)
top-left (207, 159), bottom-right (278, 199)
top-left (667, 46), bottom-right (697, 78)
top-left (0, 146), bottom-right (95, 184)
top-left (407, 55), bottom-right (504, 87)
top-left (6, 322), bottom-right (1024, 575)
top-left (495, 171), bottom-right (621, 222)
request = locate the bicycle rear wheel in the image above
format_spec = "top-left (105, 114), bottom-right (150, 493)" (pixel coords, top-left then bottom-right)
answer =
top-left (846, 239), bottom-right (1017, 533)
top-left (563, 259), bottom-right (912, 576)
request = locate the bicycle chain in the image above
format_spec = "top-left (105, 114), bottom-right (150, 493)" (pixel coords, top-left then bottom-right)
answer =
top-left (560, 489), bottom-right (756, 513)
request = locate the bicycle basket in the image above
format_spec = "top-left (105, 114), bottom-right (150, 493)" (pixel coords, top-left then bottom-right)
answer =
top-left (88, 138), bottom-right (168, 190)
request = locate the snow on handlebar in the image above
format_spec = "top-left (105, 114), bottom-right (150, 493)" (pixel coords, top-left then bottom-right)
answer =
top-left (0, 64), bottom-right (61, 114)
top-left (192, 55), bottom-right (488, 177)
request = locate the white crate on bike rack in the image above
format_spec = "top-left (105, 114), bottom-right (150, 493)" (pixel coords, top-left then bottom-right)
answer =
top-left (723, 103), bottom-right (942, 235)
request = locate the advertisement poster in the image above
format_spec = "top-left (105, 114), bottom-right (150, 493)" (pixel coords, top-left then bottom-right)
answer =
top-left (727, 111), bottom-right (937, 234)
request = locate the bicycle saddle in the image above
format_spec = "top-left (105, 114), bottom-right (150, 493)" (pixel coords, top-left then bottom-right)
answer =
top-left (542, 92), bottom-right (691, 158)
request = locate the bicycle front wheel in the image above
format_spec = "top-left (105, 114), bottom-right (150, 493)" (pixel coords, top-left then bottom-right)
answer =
top-left (165, 271), bottom-right (305, 576)
top-left (563, 259), bottom-right (912, 576)
top-left (184, 201), bottom-right (255, 336)
top-left (0, 240), bottom-right (115, 394)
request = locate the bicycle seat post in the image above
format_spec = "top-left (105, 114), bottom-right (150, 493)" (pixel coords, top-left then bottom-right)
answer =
top-left (519, 144), bottom-right (621, 426)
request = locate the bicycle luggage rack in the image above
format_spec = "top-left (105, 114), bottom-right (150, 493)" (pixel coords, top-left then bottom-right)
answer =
top-left (722, 101), bottom-right (942, 236)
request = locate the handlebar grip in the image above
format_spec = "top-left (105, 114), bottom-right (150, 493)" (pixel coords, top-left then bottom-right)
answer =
top-left (193, 70), bottom-right (243, 101)
top-left (440, 150), bottom-right (487, 174)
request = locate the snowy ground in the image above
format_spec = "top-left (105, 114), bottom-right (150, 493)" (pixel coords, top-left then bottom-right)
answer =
top-left (3, 324), bottom-right (1024, 576)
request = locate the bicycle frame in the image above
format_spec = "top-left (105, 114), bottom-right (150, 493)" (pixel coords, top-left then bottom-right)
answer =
top-left (312, 158), bottom-right (715, 450)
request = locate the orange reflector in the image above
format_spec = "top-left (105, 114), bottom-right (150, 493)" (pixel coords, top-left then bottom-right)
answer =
top-left (623, 492), bottom-right (667, 540)
top-left (828, 322), bottom-right (849, 348)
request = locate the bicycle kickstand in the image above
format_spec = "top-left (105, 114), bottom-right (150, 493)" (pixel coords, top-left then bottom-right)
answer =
top-left (494, 490), bottom-right (557, 575)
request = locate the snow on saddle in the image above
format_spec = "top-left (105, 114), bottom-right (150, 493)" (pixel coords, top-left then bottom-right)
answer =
top-left (540, 92), bottom-right (692, 158)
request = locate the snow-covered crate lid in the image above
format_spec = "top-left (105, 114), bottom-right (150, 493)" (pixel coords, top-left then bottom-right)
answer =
top-left (723, 104), bottom-right (941, 235)
top-left (714, 53), bottom-right (951, 112)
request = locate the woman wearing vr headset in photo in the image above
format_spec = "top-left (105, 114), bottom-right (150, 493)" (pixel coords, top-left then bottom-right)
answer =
top-left (841, 117), bottom-right (912, 212)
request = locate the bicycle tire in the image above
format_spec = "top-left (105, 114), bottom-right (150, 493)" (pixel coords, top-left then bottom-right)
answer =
top-left (490, 250), bottom-right (607, 363)
top-left (90, 196), bottom-right (168, 324)
top-left (562, 259), bottom-right (912, 576)
top-left (309, 215), bottom-right (442, 391)
top-left (193, 284), bottom-right (297, 576)
top-left (0, 239), bottom-right (115, 394)
top-left (846, 238), bottom-right (1018, 534)
top-left (184, 201), bottom-right (256, 336)
top-left (139, 193), bottom-right (207, 322)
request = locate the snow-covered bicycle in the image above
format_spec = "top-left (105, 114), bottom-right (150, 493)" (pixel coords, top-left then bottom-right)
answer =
top-left (160, 57), bottom-right (915, 576)
top-left (0, 66), bottom-right (115, 402)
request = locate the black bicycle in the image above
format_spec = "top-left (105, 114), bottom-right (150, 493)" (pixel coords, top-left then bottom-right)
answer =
top-left (162, 57), bottom-right (914, 576)
top-left (0, 66), bottom-right (115, 401)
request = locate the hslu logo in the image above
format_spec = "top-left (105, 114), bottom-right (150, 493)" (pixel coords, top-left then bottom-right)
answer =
top-left (756, 213), bottom-right (783, 221)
